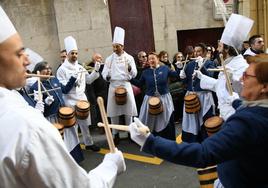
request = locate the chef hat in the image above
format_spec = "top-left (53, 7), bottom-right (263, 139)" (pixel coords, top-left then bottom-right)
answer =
top-left (25, 48), bottom-right (44, 72)
top-left (0, 6), bottom-right (17, 43)
top-left (112, 26), bottom-right (125, 45)
top-left (220, 14), bottom-right (254, 50)
top-left (64, 36), bottom-right (78, 54)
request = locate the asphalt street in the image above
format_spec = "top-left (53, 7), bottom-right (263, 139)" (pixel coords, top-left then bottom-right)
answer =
top-left (79, 125), bottom-right (200, 188)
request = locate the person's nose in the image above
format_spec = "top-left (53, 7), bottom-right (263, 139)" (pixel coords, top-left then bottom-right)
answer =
top-left (23, 53), bottom-right (31, 66)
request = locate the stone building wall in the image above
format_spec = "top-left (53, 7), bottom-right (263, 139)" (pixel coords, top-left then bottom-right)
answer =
top-left (1, 0), bottom-right (265, 70)
top-left (151, 0), bottom-right (224, 59)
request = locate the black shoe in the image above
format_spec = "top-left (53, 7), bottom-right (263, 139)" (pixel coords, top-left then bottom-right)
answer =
top-left (85, 144), bottom-right (100, 152)
top-left (113, 133), bottom-right (120, 145)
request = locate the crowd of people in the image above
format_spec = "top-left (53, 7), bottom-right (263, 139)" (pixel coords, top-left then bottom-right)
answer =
top-left (0, 4), bottom-right (267, 188)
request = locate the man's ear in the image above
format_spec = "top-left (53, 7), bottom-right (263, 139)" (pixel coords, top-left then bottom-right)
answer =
top-left (261, 83), bottom-right (268, 94)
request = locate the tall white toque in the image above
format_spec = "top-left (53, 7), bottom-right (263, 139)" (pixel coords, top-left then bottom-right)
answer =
top-left (112, 26), bottom-right (125, 46)
top-left (64, 36), bottom-right (78, 54)
top-left (0, 6), bottom-right (17, 43)
top-left (25, 48), bottom-right (44, 72)
top-left (220, 14), bottom-right (254, 50)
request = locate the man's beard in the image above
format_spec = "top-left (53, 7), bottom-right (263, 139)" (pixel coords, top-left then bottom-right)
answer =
top-left (70, 57), bottom-right (77, 63)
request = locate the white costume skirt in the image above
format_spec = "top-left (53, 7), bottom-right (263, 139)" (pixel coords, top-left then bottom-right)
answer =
top-left (107, 80), bottom-right (137, 117)
top-left (139, 93), bottom-right (174, 132)
top-left (182, 91), bottom-right (215, 135)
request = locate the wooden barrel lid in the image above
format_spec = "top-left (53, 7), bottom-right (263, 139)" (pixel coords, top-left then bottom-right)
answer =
top-left (115, 87), bottom-right (127, 95)
top-left (184, 94), bottom-right (198, 101)
top-left (59, 107), bottom-right (74, 115)
top-left (205, 116), bottom-right (223, 128)
top-left (149, 97), bottom-right (160, 106)
top-left (76, 100), bottom-right (90, 109)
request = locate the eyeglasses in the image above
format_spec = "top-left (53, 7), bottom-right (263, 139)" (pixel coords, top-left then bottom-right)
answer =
top-left (242, 71), bottom-right (256, 80)
top-left (256, 40), bottom-right (264, 44)
top-left (141, 55), bottom-right (147, 58)
top-left (177, 56), bottom-right (183, 58)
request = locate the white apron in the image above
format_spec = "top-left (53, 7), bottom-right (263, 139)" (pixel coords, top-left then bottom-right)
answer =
top-left (57, 59), bottom-right (95, 150)
top-left (103, 52), bottom-right (138, 117)
top-left (107, 80), bottom-right (137, 117)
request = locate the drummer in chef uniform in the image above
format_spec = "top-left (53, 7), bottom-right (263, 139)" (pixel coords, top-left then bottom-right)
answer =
top-left (57, 36), bottom-right (101, 163)
top-left (102, 26), bottom-right (138, 144)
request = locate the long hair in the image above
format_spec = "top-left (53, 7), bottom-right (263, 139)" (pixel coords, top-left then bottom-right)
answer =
top-left (223, 44), bottom-right (238, 56)
top-left (32, 61), bottom-right (48, 74)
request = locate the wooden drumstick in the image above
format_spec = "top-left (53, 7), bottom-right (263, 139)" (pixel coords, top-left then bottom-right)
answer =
top-left (37, 71), bottom-right (42, 102)
top-left (207, 68), bottom-right (224, 72)
top-left (28, 87), bottom-right (61, 96)
top-left (40, 82), bottom-right (52, 97)
top-left (77, 70), bottom-right (88, 74)
top-left (26, 73), bottom-right (55, 78)
top-left (182, 54), bottom-right (188, 70)
top-left (97, 97), bottom-right (116, 153)
top-left (219, 54), bottom-right (233, 95)
top-left (97, 122), bottom-right (149, 135)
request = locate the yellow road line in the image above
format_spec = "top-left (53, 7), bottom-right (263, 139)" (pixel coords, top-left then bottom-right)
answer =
top-left (81, 133), bottom-right (182, 165)
top-left (176, 134), bottom-right (182, 144)
top-left (100, 148), bottom-right (163, 165)
top-left (81, 145), bottom-right (163, 165)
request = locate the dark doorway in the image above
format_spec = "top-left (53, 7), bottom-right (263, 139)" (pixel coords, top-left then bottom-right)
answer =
top-left (108, 0), bottom-right (155, 58)
top-left (177, 27), bottom-right (224, 53)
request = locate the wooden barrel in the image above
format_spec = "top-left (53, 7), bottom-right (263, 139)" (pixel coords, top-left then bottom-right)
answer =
top-left (184, 93), bottom-right (201, 114)
top-left (75, 100), bottom-right (90, 120)
top-left (115, 86), bottom-right (127, 105)
top-left (58, 107), bottom-right (76, 128)
top-left (53, 123), bottom-right (64, 139)
top-left (197, 165), bottom-right (218, 188)
top-left (204, 116), bottom-right (223, 136)
top-left (148, 97), bottom-right (163, 115)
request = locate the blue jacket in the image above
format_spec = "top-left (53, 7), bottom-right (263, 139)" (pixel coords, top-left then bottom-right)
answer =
top-left (183, 60), bottom-right (216, 91)
top-left (131, 65), bottom-right (179, 96)
top-left (143, 102), bottom-right (268, 187)
top-left (18, 87), bottom-right (36, 107)
top-left (30, 77), bottom-right (76, 117)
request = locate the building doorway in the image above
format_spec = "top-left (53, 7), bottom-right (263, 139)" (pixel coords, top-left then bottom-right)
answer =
top-left (177, 27), bottom-right (224, 53)
top-left (108, 0), bottom-right (155, 58)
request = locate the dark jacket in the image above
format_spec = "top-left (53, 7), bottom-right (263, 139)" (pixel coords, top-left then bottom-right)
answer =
top-left (30, 77), bottom-right (76, 117)
top-left (143, 101), bottom-right (268, 187)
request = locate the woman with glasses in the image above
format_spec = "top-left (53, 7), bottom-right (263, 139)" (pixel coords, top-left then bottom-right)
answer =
top-left (129, 53), bottom-right (268, 187)
top-left (159, 50), bottom-right (176, 71)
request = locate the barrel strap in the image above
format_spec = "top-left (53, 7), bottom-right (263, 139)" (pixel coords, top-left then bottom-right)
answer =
top-left (153, 69), bottom-right (160, 96)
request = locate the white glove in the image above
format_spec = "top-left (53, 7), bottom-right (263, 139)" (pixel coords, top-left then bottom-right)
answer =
top-left (103, 148), bottom-right (126, 174)
top-left (44, 95), bottom-right (54, 105)
top-left (193, 70), bottom-right (203, 79)
top-left (35, 101), bottom-right (44, 113)
top-left (226, 92), bottom-right (239, 105)
top-left (94, 61), bottom-right (101, 72)
top-left (129, 117), bottom-right (150, 147)
top-left (33, 90), bottom-right (42, 102)
top-left (175, 61), bottom-right (183, 69)
top-left (196, 56), bottom-right (204, 68)
top-left (179, 70), bottom-right (186, 79)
